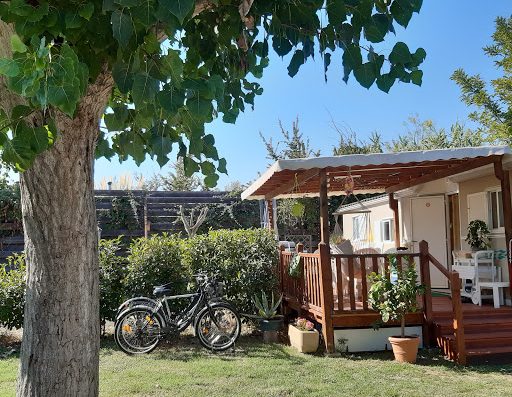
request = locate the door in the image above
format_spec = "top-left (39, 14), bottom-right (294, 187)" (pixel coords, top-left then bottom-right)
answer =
top-left (448, 194), bottom-right (461, 260)
top-left (411, 196), bottom-right (449, 288)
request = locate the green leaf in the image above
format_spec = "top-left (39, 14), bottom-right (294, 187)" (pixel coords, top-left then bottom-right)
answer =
top-left (157, 87), bottom-right (185, 115)
top-left (217, 158), bottom-right (227, 174)
top-left (411, 47), bottom-right (427, 65)
top-left (389, 42), bottom-right (413, 64)
top-left (0, 58), bottom-right (20, 77)
top-left (10, 35), bottom-right (27, 53)
top-left (160, 50), bottom-right (183, 87)
top-left (323, 53), bottom-right (331, 82)
top-left (183, 156), bottom-right (200, 177)
top-left (65, 12), bottom-right (83, 29)
top-left (160, 0), bottom-right (195, 24)
top-left (78, 3), bottom-right (95, 20)
top-left (326, 0), bottom-right (346, 25)
top-left (187, 96), bottom-right (213, 121)
top-left (112, 62), bottom-right (133, 93)
top-left (287, 50), bottom-right (305, 78)
top-left (364, 14), bottom-right (390, 43)
top-left (204, 173), bottom-right (219, 188)
top-left (390, 0), bottom-right (413, 28)
top-left (410, 70), bottom-right (423, 86)
top-left (200, 160), bottom-right (215, 175)
top-left (272, 36), bottom-right (292, 57)
top-left (111, 10), bottom-right (134, 48)
top-left (353, 62), bottom-right (376, 89)
top-left (342, 43), bottom-right (362, 82)
top-left (376, 73), bottom-right (395, 93)
top-left (150, 135), bottom-right (173, 167)
top-left (132, 73), bottom-right (158, 107)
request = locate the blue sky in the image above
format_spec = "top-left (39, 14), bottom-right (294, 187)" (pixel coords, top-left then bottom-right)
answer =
top-left (94, 1), bottom-right (512, 189)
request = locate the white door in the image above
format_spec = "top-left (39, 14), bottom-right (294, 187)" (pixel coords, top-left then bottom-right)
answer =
top-left (411, 196), bottom-right (449, 288)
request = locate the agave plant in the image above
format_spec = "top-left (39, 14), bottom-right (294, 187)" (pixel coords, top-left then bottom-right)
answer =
top-left (250, 291), bottom-right (282, 319)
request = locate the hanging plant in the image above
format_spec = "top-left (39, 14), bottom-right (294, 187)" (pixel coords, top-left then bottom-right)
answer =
top-left (291, 201), bottom-right (305, 217)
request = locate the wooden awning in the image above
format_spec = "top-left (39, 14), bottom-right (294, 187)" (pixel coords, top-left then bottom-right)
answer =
top-left (242, 146), bottom-right (512, 200)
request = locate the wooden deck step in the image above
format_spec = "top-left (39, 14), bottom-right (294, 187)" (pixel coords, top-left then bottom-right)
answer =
top-left (466, 345), bottom-right (512, 357)
top-left (443, 331), bottom-right (512, 348)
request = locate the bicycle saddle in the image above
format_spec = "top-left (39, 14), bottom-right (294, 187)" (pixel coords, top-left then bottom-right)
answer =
top-left (153, 282), bottom-right (173, 297)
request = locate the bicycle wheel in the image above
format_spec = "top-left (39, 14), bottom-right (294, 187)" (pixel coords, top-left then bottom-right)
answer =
top-left (114, 306), bottom-right (163, 354)
top-left (195, 302), bottom-right (241, 351)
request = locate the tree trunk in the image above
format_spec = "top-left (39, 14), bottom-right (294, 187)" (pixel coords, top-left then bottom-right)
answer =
top-left (16, 71), bottom-right (112, 397)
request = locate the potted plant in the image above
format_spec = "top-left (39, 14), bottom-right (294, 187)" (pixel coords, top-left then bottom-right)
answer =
top-left (288, 317), bottom-right (319, 353)
top-left (465, 220), bottom-right (491, 251)
top-left (368, 256), bottom-right (425, 363)
top-left (248, 291), bottom-right (284, 343)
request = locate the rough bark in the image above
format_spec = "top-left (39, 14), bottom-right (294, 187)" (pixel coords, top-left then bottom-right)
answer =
top-left (16, 69), bottom-right (113, 397)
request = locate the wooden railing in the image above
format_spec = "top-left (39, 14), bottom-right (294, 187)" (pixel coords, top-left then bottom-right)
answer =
top-left (279, 240), bottom-right (464, 361)
top-left (331, 253), bottom-right (419, 313)
top-left (280, 247), bottom-right (323, 315)
top-left (420, 241), bottom-right (466, 365)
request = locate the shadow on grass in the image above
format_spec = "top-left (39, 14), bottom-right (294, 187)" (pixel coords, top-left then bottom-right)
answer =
top-left (100, 333), bottom-right (306, 365)
top-left (337, 347), bottom-right (512, 375)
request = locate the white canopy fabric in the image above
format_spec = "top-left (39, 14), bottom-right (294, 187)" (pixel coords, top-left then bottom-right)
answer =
top-left (242, 146), bottom-right (512, 200)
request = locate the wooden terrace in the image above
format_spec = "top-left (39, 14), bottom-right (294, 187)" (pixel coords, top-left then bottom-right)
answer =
top-left (241, 147), bottom-right (512, 365)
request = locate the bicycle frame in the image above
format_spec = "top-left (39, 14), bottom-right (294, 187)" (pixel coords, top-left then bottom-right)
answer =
top-left (151, 289), bottom-right (205, 332)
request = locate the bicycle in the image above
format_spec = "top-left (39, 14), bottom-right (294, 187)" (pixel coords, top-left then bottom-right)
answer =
top-left (114, 273), bottom-right (241, 354)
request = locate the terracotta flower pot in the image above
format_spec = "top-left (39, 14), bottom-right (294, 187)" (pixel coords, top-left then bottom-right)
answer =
top-left (388, 336), bottom-right (420, 363)
top-left (288, 324), bottom-right (319, 353)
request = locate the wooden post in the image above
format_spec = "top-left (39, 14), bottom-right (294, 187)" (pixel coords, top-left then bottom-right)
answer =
top-left (266, 199), bottom-right (274, 231)
top-left (318, 242), bottom-right (335, 353)
top-left (419, 240), bottom-right (433, 347)
top-left (388, 193), bottom-right (401, 248)
top-left (319, 170), bottom-right (330, 245)
top-left (494, 159), bottom-right (512, 277)
top-left (450, 272), bottom-right (466, 365)
top-left (296, 242), bottom-right (304, 253)
top-left (143, 192), bottom-right (150, 238)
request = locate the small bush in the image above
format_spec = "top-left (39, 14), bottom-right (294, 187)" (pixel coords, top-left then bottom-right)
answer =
top-left (182, 229), bottom-right (279, 315)
top-left (125, 234), bottom-right (188, 297)
top-left (0, 253), bottom-right (26, 329)
top-left (99, 237), bottom-right (126, 327)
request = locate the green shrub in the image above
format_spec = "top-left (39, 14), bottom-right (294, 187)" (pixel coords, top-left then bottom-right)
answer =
top-left (125, 233), bottom-right (187, 297)
top-left (182, 229), bottom-right (279, 315)
top-left (0, 253), bottom-right (26, 329)
top-left (99, 237), bottom-right (126, 327)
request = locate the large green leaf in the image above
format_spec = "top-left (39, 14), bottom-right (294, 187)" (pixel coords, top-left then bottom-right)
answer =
top-left (0, 58), bottom-right (20, 77)
top-left (354, 62), bottom-right (376, 89)
top-left (111, 10), bottom-right (134, 48)
top-left (10, 35), bottom-right (27, 53)
top-left (376, 73), bottom-right (395, 93)
top-left (112, 62), bottom-right (134, 93)
top-left (390, 0), bottom-right (414, 28)
top-left (157, 87), bottom-right (185, 115)
top-left (389, 42), bottom-right (413, 64)
top-left (159, 0), bottom-right (195, 24)
top-left (287, 50), bottom-right (305, 77)
top-left (132, 73), bottom-right (158, 107)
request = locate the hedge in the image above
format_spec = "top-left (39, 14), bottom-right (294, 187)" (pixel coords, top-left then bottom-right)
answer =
top-left (99, 237), bottom-right (126, 328)
top-left (183, 229), bottom-right (279, 315)
top-left (0, 253), bottom-right (26, 329)
top-left (0, 229), bottom-right (279, 329)
top-left (124, 233), bottom-right (188, 298)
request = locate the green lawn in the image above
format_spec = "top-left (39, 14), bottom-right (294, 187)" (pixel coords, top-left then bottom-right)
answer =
top-left (2, 336), bottom-right (512, 397)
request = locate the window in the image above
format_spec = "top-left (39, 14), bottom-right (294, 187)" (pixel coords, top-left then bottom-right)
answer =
top-left (380, 219), bottom-right (394, 242)
top-left (488, 190), bottom-right (504, 230)
top-left (352, 215), bottom-right (367, 241)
